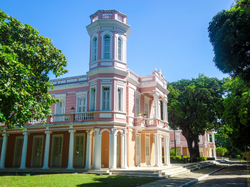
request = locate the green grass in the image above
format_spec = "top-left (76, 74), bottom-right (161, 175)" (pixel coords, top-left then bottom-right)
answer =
top-left (0, 173), bottom-right (158, 187)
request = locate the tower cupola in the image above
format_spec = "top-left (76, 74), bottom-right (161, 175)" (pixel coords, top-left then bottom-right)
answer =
top-left (86, 10), bottom-right (130, 72)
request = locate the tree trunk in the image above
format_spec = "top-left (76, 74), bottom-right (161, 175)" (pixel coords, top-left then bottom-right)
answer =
top-left (181, 127), bottom-right (200, 159)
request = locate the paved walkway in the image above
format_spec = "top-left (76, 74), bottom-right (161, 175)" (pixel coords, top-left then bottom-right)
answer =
top-left (138, 165), bottom-right (225, 187)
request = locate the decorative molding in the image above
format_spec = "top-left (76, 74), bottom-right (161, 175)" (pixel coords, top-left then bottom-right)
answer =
top-left (67, 79), bottom-right (77, 83)
top-left (116, 114), bottom-right (125, 119)
top-left (101, 62), bottom-right (112, 66)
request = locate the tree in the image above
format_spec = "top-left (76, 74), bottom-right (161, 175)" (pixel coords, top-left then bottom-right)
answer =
top-left (0, 10), bottom-right (68, 129)
top-left (216, 146), bottom-right (228, 157)
top-left (220, 77), bottom-right (250, 152)
top-left (168, 74), bottom-right (223, 158)
top-left (208, 0), bottom-right (250, 83)
top-left (215, 133), bottom-right (241, 157)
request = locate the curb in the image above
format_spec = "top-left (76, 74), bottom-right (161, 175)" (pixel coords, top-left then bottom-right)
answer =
top-left (179, 166), bottom-right (226, 187)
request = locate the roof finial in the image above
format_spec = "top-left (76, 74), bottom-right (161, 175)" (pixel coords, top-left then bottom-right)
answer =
top-left (159, 62), bottom-right (162, 75)
top-left (154, 64), bottom-right (157, 71)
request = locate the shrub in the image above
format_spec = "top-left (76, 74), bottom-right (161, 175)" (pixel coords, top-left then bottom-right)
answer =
top-left (237, 155), bottom-right (241, 159)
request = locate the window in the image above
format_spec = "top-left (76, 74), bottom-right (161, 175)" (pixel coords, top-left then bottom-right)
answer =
top-left (104, 35), bottom-right (110, 59)
top-left (93, 37), bottom-right (97, 61)
top-left (102, 87), bottom-right (110, 110)
top-left (144, 103), bottom-right (149, 118)
top-left (77, 98), bottom-right (86, 113)
top-left (118, 38), bottom-right (122, 61)
top-left (90, 87), bottom-right (96, 111)
top-left (56, 101), bottom-right (64, 114)
top-left (175, 133), bottom-right (180, 143)
top-left (117, 88), bottom-right (123, 111)
top-left (135, 98), bottom-right (140, 116)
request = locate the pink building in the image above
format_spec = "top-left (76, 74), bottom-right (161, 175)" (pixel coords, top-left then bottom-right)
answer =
top-left (0, 10), bottom-right (215, 171)
top-left (0, 10), bottom-right (170, 170)
top-left (169, 130), bottom-right (216, 158)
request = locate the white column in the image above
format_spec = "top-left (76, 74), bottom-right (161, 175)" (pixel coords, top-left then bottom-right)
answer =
top-left (204, 145), bottom-right (207, 157)
top-left (19, 131), bottom-right (29, 169)
top-left (154, 133), bottom-right (159, 167)
top-left (93, 128), bottom-right (101, 170)
top-left (167, 135), bottom-right (171, 165)
top-left (162, 100), bottom-right (167, 122)
top-left (153, 94), bottom-right (159, 119)
top-left (166, 100), bottom-right (168, 122)
top-left (42, 130), bottom-right (52, 169)
top-left (0, 134), bottom-right (8, 169)
top-left (66, 129), bottom-right (76, 170)
top-left (212, 132), bottom-right (215, 143)
top-left (123, 129), bottom-right (128, 169)
top-left (111, 128), bottom-right (117, 169)
top-left (121, 131), bottom-right (125, 169)
top-left (181, 145), bottom-right (183, 156)
top-left (109, 132), bottom-right (112, 169)
top-left (158, 134), bottom-right (162, 167)
top-left (213, 146), bottom-right (217, 159)
top-left (85, 130), bottom-right (93, 170)
top-left (164, 136), bottom-right (167, 165)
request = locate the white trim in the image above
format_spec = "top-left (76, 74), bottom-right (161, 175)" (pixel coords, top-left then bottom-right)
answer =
top-left (55, 94), bottom-right (66, 114)
top-left (100, 128), bottom-right (111, 135)
top-left (116, 85), bottom-right (124, 112)
top-left (50, 134), bottom-right (64, 167)
top-left (90, 86), bottom-right (97, 111)
top-left (76, 91), bottom-right (88, 113)
top-left (100, 84), bottom-right (112, 111)
top-left (116, 34), bottom-right (125, 62)
top-left (91, 33), bottom-right (99, 62)
top-left (31, 135), bottom-right (44, 167)
top-left (101, 30), bottom-right (113, 60)
top-left (13, 136), bottom-right (23, 167)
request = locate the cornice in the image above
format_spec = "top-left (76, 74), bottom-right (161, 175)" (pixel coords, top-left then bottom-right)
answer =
top-left (86, 67), bottom-right (128, 77)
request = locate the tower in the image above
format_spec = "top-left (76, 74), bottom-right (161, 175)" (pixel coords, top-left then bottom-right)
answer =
top-left (86, 10), bottom-right (130, 72)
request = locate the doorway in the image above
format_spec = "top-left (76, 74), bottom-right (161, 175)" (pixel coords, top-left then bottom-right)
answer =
top-left (31, 136), bottom-right (44, 167)
top-left (74, 134), bottom-right (85, 167)
top-left (13, 136), bottom-right (23, 167)
top-left (51, 135), bottom-right (63, 167)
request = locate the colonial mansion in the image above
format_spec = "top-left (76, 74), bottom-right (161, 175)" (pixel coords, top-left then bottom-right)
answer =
top-left (0, 10), bottom-right (216, 171)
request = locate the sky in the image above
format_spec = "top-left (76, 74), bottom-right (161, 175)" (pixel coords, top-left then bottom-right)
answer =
top-left (1, 0), bottom-right (233, 83)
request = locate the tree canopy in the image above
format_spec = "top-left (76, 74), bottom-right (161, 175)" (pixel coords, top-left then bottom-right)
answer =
top-left (208, 0), bottom-right (250, 82)
top-left (219, 77), bottom-right (250, 152)
top-left (168, 74), bottom-right (223, 158)
top-left (0, 10), bottom-right (68, 129)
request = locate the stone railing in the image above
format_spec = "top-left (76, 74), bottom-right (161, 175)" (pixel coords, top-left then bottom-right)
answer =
top-left (52, 114), bottom-right (71, 122)
top-left (75, 112), bottom-right (94, 121)
top-left (29, 118), bottom-right (47, 125)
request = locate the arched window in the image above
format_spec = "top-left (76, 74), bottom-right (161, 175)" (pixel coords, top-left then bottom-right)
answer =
top-left (118, 37), bottom-right (122, 61)
top-left (92, 37), bottom-right (97, 61)
top-left (104, 35), bottom-right (110, 59)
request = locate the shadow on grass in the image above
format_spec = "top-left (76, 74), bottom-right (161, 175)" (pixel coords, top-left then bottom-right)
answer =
top-left (75, 175), bottom-right (158, 187)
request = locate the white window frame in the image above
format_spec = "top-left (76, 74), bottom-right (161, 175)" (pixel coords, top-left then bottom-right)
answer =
top-left (135, 91), bottom-right (141, 117)
top-left (74, 133), bottom-right (86, 167)
top-left (116, 86), bottom-right (124, 112)
top-left (91, 33), bottom-right (98, 62)
top-left (50, 134), bottom-right (64, 167)
top-left (31, 135), bottom-right (44, 167)
top-left (54, 94), bottom-right (66, 114)
top-left (144, 96), bottom-right (150, 118)
top-left (76, 91), bottom-right (88, 113)
top-left (90, 86), bottom-right (96, 111)
top-left (101, 84), bottom-right (112, 111)
top-left (13, 136), bottom-right (23, 166)
top-left (101, 30), bottom-right (113, 60)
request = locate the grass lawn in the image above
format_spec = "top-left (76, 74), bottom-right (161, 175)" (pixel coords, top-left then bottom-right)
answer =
top-left (0, 173), bottom-right (158, 187)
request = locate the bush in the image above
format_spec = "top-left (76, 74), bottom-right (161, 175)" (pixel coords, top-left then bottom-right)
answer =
top-left (207, 157), bottom-right (215, 160)
top-left (236, 155), bottom-right (241, 159)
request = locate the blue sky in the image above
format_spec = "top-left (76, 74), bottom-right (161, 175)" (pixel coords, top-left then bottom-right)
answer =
top-left (1, 0), bottom-right (233, 82)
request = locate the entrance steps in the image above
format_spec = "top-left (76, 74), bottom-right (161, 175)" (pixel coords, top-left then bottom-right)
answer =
top-left (110, 161), bottom-right (215, 178)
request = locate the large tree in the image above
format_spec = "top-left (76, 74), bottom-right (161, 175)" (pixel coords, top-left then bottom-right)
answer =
top-left (168, 74), bottom-right (223, 158)
top-left (220, 77), bottom-right (250, 152)
top-left (0, 10), bottom-right (68, 129)
top-left (208, 0), bottom-right (250, 83)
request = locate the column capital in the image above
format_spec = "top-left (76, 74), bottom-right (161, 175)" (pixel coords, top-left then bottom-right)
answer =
top-left (2, 134), bottom-right (9, 137)
top-left (68, 130), bottom-right (76, 133)
top-left (94, 128), bottom-right (100, 133)
top-left (45, 131), bottom-right (52, 134)
top-left (23, 132), bottom-right (30, 136)
top-left (153, 93), bottom-right (159, 98)
top-left (86, 129), bottom-right (94, 133)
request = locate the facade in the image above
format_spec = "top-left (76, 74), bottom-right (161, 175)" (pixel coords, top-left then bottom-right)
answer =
top-left (169, 130), bottom-right (217, 158)
top-left (0, 10), bottom-right (171, 170)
